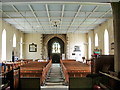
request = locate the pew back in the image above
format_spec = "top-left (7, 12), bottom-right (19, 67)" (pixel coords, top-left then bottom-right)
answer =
top-left (94, 55), bottom-right (114, 73)
top-left (69, 77), bottom-right (93, 89)
top-left (20, 77), bottom-right (40, 90)
top-left (60, 60), bottom-right (91, 83)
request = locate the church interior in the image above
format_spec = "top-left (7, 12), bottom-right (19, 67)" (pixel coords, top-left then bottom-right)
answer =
top-left (0, 0), bottom-right (120, 90)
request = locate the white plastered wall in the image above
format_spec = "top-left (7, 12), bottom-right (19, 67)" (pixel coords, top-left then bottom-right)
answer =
top-left (0, 20), bottom-right (24, 61)
top-left (66, 33), bottom-right (88, 61)
top-left (87, 19), bottom-right (114, 57)
top-left (23, 33), bottom-right (42, 60)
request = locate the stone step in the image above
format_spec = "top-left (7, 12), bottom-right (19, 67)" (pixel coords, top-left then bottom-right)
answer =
top-left (44, 63), bottom-right (65, 86)
top-left (47, 76), bottom-right (63, 79)
top-left (49, 73), bottom-right (61, 75)
top-left (46, 79), bottom-right (64, 83)
top-left (45, 82), bottom-right (64, 86)
top-left (41, 86), bottom-right (68, 90)
top-left (46, 80), bottom-right (64, 83)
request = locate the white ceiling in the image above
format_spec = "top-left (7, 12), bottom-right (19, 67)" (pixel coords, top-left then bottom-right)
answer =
top-left (1, 1), bottom-right (113, 34)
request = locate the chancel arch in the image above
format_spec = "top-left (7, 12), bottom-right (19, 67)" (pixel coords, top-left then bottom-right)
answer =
top-left (47, 37), bottom-right (64, 63)
top-left (42, 34), bottom-right (66, 60)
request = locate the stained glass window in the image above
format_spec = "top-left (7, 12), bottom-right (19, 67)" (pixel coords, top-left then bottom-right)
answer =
top-left (52, 42), bottom-right (61, 53)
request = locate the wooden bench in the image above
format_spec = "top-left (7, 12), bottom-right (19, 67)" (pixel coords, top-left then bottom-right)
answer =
top-left (92, 55), bottom-right (114, 73)
top-left (20, 77), bottom-right (40, 90)
top-left (69, 77), bottom-right (93, 89)
top-left (99, 71), bottom-right (120, 90)
top-left (1, 67), bottom-right (20, 90)
top-left (20, 60), bottom-right (52, 85)
top-left (60, 60), bottom-right (91, 83)
top-left (0, 60), bottom-right (30, 90)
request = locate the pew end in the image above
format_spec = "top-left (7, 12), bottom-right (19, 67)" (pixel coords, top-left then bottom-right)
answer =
top-left (20, 77), bottom-right (41, 90)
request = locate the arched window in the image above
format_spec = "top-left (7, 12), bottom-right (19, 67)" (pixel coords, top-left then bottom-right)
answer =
top-left (20, 37), bottom-right (23, 58)
top-left (52, 42), bottom-right (61, 53)
top-left (89, 37), bottom-right (91, 59)
top-left (2, 29), bottom-right (6, 61)
top-left (104, 29), bottom-right (109, 55)
top-left (13, 34), bottom-right (16, 47)
top-left (95, 33), bottom-right (98, 47)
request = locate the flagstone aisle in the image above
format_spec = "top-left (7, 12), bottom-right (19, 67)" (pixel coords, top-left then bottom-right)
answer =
top-left (41, 63), bottom-right (68, 90)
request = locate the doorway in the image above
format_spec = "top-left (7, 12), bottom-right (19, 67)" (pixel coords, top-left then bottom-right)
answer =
top-left (48, 37), bottom-right (64, 63)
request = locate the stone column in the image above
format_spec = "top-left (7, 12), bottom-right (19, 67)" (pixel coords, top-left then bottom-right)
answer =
top-left (111, 2), bottom-right (120, 72)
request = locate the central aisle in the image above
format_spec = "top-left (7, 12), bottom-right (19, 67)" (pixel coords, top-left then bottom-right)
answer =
top-left (41, 63), bottom-right (68, 90)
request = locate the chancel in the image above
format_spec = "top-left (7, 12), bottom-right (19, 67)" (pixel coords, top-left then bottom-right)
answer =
top-left (0, 0), bottom-right (120, 90)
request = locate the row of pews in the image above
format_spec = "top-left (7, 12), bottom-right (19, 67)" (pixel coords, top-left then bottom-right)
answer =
top-left (20, 60), bottom-right (52, 85)
top-left (0, 59), bottom-right (52, 90)
top-left (0, 59), bottom-right (30, 90)
top-left (68, 55), bottom-right (120, 90)
top-left (60, 59), bottom-right (91, 84)
top-left (1, 55), bottom-right (119, 90)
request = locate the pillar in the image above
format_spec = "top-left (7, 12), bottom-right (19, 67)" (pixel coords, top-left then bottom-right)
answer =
top-left (111, 2), bottom-right (120, 72)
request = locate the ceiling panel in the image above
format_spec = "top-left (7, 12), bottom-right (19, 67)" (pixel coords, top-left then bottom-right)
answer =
top-left (30, 4), bottom-right (46, 11)
top-left (36, 12), bottom-right (47, 17)
top-left (39, 18), bottom-right (48, 22)
top-left (64, 12), bottom-right (76, 17)
top-left (85, 19), bottom-right (97, 22)
top-left (2, 5), bottom-right (14, 12)
top-left (25, 18), bottom-right (37, 22)
top-left (95, 5), bottom-right (111, 12)
top-left (102, 13), bottom-right (112, 18)
top-left (78, 12), bottom-right (91, 17)
top-left (81, 5), bottom-right (97, 12)
top-left (1, 2), bottom-right (112, 34)
top-left (50, 12), bottom-right (61, 17)
top-left (20, 12), bottom-right (34, 17)
top-left (62, 18), bottom-right (73, 22)
top-left (14, 4), bottom-right (30, 11)
top-left (2, 13), bottom-right (8, 17)
top-left (90, 12), bottom-right (105, 18)
top-left (48, 4), bottom-right (62, 11)
top-left (65, 4), bottom-right (79, 11)
top-left (5, 12), bottom-right (22, 17)
top-left (14, 18), bottom-right (26, 22)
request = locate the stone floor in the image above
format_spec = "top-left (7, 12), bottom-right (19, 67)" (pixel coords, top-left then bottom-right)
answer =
top-left (41, 63), bottom-right (68, 90)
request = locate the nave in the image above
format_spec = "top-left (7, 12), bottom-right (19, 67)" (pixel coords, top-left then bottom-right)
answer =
top-left (1, 56), bottom-right (120, 90)
top-left (1, 0), bottom-right (120, 90)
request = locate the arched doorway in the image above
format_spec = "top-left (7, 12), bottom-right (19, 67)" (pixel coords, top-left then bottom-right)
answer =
top-left (48, 37), bottom-right (64, 63)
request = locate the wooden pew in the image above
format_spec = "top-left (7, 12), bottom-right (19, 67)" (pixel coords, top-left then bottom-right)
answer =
top-left (99, 71), bottom-right (120, 90)
top-left (92, 55), bottom-right (114, 73)
top-left (20, 77), bottom-right (40, 90)
top-left (1, 61), bottom-right (29, 73)
top-left (60, 60), bottom-right (91, 84)
top-left (0, 60), bottom-right (29, 90)
top-left (69, 74), bottom-right (103, 90)
top-left (20, 60), bottom-right (52, 85)
top-left (69, 77), bottom-right (93, 90)
top-left (1, 67), bottom-right (20, 90)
